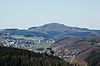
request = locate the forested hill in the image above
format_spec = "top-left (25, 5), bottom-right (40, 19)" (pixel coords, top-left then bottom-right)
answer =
top-left (86, 47), bottom-right (100, 66)
top-left (0, 46), bottom-right (74, 66)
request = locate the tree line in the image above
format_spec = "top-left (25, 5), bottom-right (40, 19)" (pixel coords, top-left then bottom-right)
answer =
top-left (0, 46), bottom-right (75, 66)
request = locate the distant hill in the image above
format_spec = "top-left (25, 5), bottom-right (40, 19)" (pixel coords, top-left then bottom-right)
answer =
top-left (0, 23), bottom-right (100, 41)
top-left (0, 29), bottom-right (47, 37)
top-left (0, 46), bottom-right (75, 66)
top-left (28, 23), bottom-right (100, 40)
top-left (28, 23), bottom-right (89, 32)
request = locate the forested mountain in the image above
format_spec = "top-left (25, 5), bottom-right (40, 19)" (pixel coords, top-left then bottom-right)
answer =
top-left (28, 23), bottom-right (100, 40)
top-left (0, 46), bottom-right (75, 66)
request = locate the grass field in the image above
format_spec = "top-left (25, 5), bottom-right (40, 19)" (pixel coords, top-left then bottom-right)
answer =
top-left (11, 35), bottom-right (44, 40)
top-left (33, 44), bottom-right (49, 48)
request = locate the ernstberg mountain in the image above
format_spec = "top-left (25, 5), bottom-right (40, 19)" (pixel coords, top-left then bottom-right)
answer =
top-left (0, 23), bottom-right (100, 41)
top-left (28, 23), bottom-right (100, 40)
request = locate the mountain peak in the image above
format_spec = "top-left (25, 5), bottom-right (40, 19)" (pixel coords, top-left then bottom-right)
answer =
top-left (42, 23), bottom-right (65, 26)
top-left (40, 23), bottom-right (69, 28)
top-left (28, 23), bottom-right (90, 32)
top-left (28, 23), bottom-right (70, 30)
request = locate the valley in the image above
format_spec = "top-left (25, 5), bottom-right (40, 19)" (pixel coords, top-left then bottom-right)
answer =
top-left (0, 23), bottom-right (100, 66)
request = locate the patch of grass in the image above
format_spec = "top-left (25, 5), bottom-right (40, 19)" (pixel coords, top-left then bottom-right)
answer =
top-left (33, 44), bottom-right (49, 48)
top-left (11, 35), bottom-right (44, 40)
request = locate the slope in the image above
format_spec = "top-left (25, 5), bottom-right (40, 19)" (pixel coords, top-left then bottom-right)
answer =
top-left (0, 46), bottom-right (74, 66)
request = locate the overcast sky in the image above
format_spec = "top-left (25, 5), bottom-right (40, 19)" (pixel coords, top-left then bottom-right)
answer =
top-left (0, 0), bottom-right (100, 29)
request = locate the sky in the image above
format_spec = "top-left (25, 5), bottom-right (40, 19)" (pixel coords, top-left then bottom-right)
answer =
top-left (0, 0), bottom-right (100, 29)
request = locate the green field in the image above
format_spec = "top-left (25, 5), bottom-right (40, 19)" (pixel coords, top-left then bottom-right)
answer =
top-left (11, 35), bottom-right (44, 40)
top-left (33, 44), bottom-right (49, 48)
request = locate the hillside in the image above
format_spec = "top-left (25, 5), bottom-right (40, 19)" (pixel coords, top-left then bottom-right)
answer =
top-left (28, 23), bottom-right (72, 40)
top-left (76, 46), bottom-right (100, 66)
top-left (28, 23), bottom-right (100, 40)
top-left (0, 46), bottom-right (75, 66)
top-left (51, 36), bottom-right (100, 66)
top-left (86, 47), bottom-right (100, 66)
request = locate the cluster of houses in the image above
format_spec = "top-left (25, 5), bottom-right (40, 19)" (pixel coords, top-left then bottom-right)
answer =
top-left (0, 38), bottom-right (33, 48)
top-left (0, 36), bottom-right (55, 56)
top-left (53, 47), bottom-right (80, 60)
top-left (62, 49), bottom-right (79, 58)
top-left (0, 34), bottom-right (83, 61)
top-left (94, 43), bottom-right (100, 47)
top-left (33, 39), bottom-right (55, 45)
top-left (34, 47), bottom-right (55, 55)
top-left (0, 36), bottom-right (55, 52)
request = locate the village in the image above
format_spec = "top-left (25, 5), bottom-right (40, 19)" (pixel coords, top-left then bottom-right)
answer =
top-left (0, 35), bottom-right (100, 62)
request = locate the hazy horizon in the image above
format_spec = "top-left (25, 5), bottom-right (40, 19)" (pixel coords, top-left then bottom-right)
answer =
top-left (0, 0), bottom-right (100, 29)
